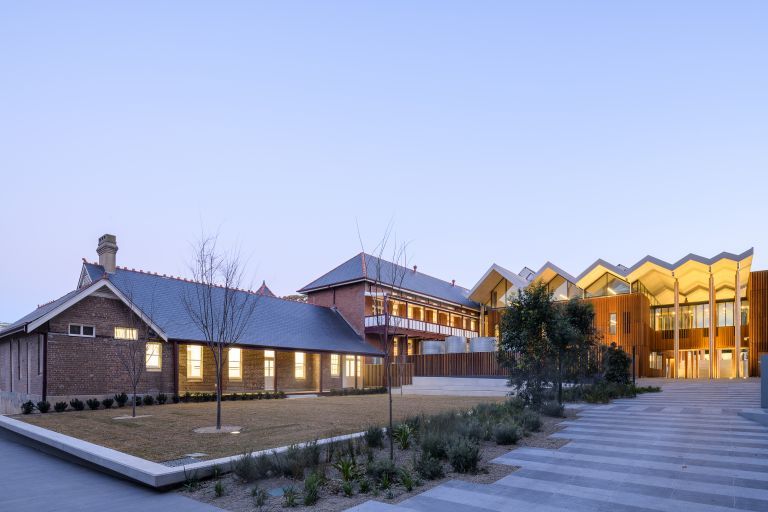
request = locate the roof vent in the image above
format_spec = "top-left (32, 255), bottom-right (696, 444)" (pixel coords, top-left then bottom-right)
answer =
top-left (97, 234), bottom-right (118, 273)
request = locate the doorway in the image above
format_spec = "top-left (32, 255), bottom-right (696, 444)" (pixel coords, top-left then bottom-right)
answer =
top-left (264, 350), bottom-right (275, 390)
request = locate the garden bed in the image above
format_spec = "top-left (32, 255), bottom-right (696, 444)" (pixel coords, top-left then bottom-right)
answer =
top-left (180, 399), bottom-right (571, 511)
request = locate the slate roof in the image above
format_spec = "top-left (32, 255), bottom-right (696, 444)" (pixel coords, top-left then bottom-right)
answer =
top-left (0, 289), bottom-right (83, 337)
top-left (2, 263), bottom-right (381, 356)
top-left (299, 253), bottom-right (479, 309)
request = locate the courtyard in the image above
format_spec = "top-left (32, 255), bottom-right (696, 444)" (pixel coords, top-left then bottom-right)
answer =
top-left (16, 393), bottom-right (505, 462)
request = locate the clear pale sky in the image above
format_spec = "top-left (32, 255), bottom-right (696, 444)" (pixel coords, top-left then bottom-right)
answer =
top-left (1, 2), bottom-right (766, 321)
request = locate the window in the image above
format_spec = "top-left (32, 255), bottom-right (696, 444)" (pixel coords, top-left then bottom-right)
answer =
top-left (295, 352), bottom-right (306, 379)
top-left (68, 324), bottom-right (95, 337)
top-left (146, 342), bottom-right (162, 371)
top-left (330, 354), bottom-right (340, 376)
top-left (585, 273), bottom-right (630, 298)
top-left (228, 348), bottom-right (242, 380)
top-left (649, 351), bottom-right (663, 370)
top-left (187, 345), bottom-right (202, 379)
top-left (392, 338), bottom-right (399, 356)
top-left (264, 358), bottom-right (275, 377)
top-left (345, 355), bottom-right (356, 376)
top-left (407, 339), bottom-right (414, 356)
top-left (356, 356), bottom-right (361, 379)
top-left (609, 313), bottom-right (617, 335)
top-left (114, 327), bottom-right (138, 340)
top-left (717, 302), bottom-right (734, 327)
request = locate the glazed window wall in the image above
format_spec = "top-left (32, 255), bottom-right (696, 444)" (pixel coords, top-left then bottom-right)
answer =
top-left (653, 300), bottom-right (748, 331)
top-left (585, 273), bottom-right (630, 298)
top-left (548, 275), bottom-right (582, 301)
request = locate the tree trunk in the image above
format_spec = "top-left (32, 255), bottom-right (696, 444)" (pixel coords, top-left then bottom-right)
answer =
top-left (557, 352), bottom-right (563, 405)
top-left (132, 385), bottom-right (137, 418)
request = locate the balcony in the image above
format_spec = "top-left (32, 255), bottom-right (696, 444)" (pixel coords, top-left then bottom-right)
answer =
top-left (364, 315), bottom-right (478, 339)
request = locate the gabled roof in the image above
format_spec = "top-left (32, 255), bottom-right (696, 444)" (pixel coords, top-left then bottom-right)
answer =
top-left (575, 258), bottom-right (629, 290)
top-left (299, 253), bottom-right (478, 309)
top-left (468, 263), bottom-right (527, 302)
top-left (0, 288), bottom-right (84, 337)
top-left (255, 281), bottom-right (276, 297)
top-left (530, 262), bottom-right (579, 287)
top-left (86, 263), bottom-right (380, 355)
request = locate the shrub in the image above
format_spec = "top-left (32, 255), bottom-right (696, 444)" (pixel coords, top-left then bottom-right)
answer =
top-left (142, 395), bottom-right (155, 406)
top-left (303, 440), bottom-right (321, 467)
top-left (36, 401), bottom-right (51, 413)
top-left (303, 471), bottom-right (321, 506)
top-left (506, 395), bottom-right (527, 412)
top-left (518, 409), bottom-right (542, 432)
top-left (101, 398), bottom-right (114, 409)
top-left (342, 480), bottom-right (353, 497)
top-left (69, 398), bottom-right (85, 411)
top-left (214, 480), bottom-right (224, 498)
top-left (251, 486), bottom-right (268, 509)
top-left (114, 393), bottom-right (128, 407)
top-left (181, 391), bottom-right (192, 403)
top-left (133, 396), bottom-right (143, 407)
top-left (358, 478), bottom-right (371, 493)
top-left (366, 458), bottom-right (398, 485)
top-left (447, 436), bottom-right (481, 473)
top-left (541, 400), bottom-right (565, 417)
top-left (420, 430), bottom-right (448, 460)
top-left (333, 457), bottom-right (358, 482)
top-left (602, 343), bottom-right (631, 385)
top-left (282, 486), bottom-right (298, 507)
top-left (156, 393), bottom-right (168, 405)
top-left (233, 451), bottom-right (272, 482)
top-left (399, 468), bottom-right (415, 492)
top-left (493, 422), bottom-right (521, 445)
top-left (363, 426), bottom-right (385, 449)
top-left (392, 424), bottom-right (414, 450)
top-left (415, 451), bottom-right (444, 480)
top-left (54, 401), bottom-right (68, 413)
top-left (21, 401), bottom-right (35, 414)
top-left (172, 394), bottom-right (180, 404)
top-left (86, 398), bottom-right (100, 411)
top-left (633, 385), bottom-right (661, 394)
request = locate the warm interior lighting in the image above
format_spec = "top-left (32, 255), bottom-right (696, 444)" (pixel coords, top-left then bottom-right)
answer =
top-left (606, 287), bottom-right (616, 295)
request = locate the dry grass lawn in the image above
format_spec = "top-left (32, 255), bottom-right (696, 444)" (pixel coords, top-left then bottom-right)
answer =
top-left (17, 394), bottom-right (505, 462)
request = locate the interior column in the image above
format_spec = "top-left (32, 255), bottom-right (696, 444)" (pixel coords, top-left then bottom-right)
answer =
top-left (674, 275), bottom-right (680, 379)
top-left (734, 264), bottom-right (742, 378)
top-left (709, 269), bottom-right (716, 379)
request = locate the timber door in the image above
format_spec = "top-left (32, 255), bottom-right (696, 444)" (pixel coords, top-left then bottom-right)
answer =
top-left (343, 355), bottom-right (356, 388)
top-left (264, 350), bottom-right (275, 390)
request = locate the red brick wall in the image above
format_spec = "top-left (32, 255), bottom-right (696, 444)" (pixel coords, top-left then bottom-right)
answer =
top-left (306, 283), bottom-right (366, 336)
top-left (44, 295), bottom-right (174, 401)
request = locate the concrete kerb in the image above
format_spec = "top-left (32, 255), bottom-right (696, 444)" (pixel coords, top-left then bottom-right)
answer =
top-left (0, 415), bottom-right (366, 488)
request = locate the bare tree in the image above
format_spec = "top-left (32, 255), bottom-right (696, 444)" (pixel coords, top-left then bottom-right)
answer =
top-left (358, 221), bottom-right (409, 461)
top-left (116, 286), bottom-right (159, 418)
top-left (182, 234), bottom-right (258, 430)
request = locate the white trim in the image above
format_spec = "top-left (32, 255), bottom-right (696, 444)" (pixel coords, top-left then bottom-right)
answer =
top-left (68, 323), bottom-right (96, 338)
top-left (27, 280), bottom-right (168, 341)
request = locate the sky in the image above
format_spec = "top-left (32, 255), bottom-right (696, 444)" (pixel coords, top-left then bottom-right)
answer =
top-left (1, 1), bottom-right (767, 321)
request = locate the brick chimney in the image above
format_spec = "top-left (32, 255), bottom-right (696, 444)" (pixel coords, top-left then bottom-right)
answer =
top-left (97, 234), bottom-right (118, 273)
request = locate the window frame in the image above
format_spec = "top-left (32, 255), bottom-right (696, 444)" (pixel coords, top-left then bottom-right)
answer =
top-left (228, 347), bottom-right (243, 381)
top-left (295, 352), bottom-right (306, 380)
top-left (187, 345), bottom-right (203, 380)
top-left (114, 326), bottom-right (139, 340)
top-left (330, 354), bottom-right (340, 377)
top-left (68, 323), bottom-right (95, 338)
top-left (145, 341), bottom-right (162, 371)
top-left (609, 312), bottom-right (617, 335)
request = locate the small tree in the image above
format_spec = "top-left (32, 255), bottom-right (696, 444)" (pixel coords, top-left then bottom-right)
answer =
top-left (182, 234), bottom-right (258, 430)
top-left (602, 343), bottom-right (631, 385)
top-left (499, 282), bottom-right (599, 406)
top-left (358, 222), bottom-right (408, 461)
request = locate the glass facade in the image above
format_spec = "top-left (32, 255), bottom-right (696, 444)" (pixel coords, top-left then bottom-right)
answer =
top-left (585, 273), bottom-right (630, 298)
top-left (652, 300), bottom-right (748, 331)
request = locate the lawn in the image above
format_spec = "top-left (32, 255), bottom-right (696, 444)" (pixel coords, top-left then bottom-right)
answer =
top-left (17, 394), bottom-right (506, 462)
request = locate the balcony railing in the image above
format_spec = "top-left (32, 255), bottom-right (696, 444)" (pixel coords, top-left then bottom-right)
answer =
top-left (364, 315), bottom-right (478, 339)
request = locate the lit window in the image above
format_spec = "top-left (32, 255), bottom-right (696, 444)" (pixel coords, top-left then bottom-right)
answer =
top-left (609, 313), bottom-right (617, 335)
top-left (264, 350), bottom-right (275, 358)
top-left (356, 356), bottom-right (361, 379)
top-left (407, 339), bottom-right (414, 356)
top-left (69, 324), bottom-right (95, 337)
top-left (345, 355), bottom-right (356, 376)
top-left (392, 338), bottom-right (399, 356)
top-left (330, 354), bottom-right (340, 376)
top-left (114, 327), bottom-right (138, 340)
top-left (146, 342), bottom-right (162, 371)
top-left (187, 345), bottom-right (202, 379)
top-left (295, 352), bottom-right (305, 379)
top-left (264, 357), bottom-right (274, 377)
top-left (229, 347), bottom-right (242, 380)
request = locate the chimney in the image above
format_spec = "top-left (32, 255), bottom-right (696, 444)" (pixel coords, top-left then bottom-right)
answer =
top-left (413, 265), bottom-right (418, 273)
top-left (97, 234), bottom-right (118, 273)
top-left (451, 279), bottom-right (455, 286)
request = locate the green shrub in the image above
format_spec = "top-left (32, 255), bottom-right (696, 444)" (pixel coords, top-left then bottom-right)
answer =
top-left (303, 440), bottom-right (321, 467)
top-left (156, 393), bottom-right (168, 405)
top-left (333, 457), bottom-right (358, 482)
top-left (101, 398), bottom-right (114, 409)
top-left (419, 430), bottom-right (448, 460)
top-left (541, 400), bottom-right (564, 417)
top-left (602, 343), bottom-right (631, 385)
top-left (233, 451), bottom-right (272, 482)
top-left (364, 426), bottom-right (385, 449)
top-left (282, 486), bottom-right (298, 507)
top-left (251, 486), bottom-right (268, 509)
top-left (142, 395), bottom-right (155, 406)
top-left (21, 401), bottom-right (35, 414)
top-left (86, 398), bottom-right (100, 410)
top-left (358, 478), bottom-right (371, 493)
top-left (214, 479), bottom-right (224, 498)
top-left (399, 468), bottom-right (415, 492)
top-left (114, 393), bottom-right (128, 407)
top-left (493, 422), bottom-right (521, 445)
top-left (366, 458), bottom-right (398, 485)
top-left (633, 385), bottom-right (661, 394)
top-left (518, 409), bottom-right (542, 432)
top-left (447, 436), bottom-right (481, 473)
top-left (69, 398), bottom-right (85, 411)
top-left (303, 471), bottom-right (321, 506)
top-left (36, 401), bottom-right (51, 413)
top-left (342, 480), bottom-right (353, 497)
top-left (506, 395), bottom-right (527, 412)
top-left (414, 452), bottom-right (444, 480)
top-left (392, 424), bottom-right (414, 450)
top-left (172, 394), bottom-right (180, 404)
top-left (54, 401), bottom-right (68, 413)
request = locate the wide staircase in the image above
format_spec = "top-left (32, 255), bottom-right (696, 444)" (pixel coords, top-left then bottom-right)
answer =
top-left (399, 376), bottom-right (511, 397)
top-left (350, 378), bottom-right (768, 512)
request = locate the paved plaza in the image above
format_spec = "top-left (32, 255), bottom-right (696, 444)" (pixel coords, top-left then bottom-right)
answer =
top-left (352, 379), bottom-right (768, 512)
